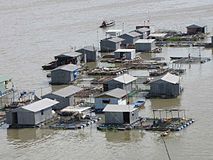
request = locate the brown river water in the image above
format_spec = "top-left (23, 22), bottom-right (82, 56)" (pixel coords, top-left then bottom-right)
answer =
top-left (0, 0), bottom-right (213, 159)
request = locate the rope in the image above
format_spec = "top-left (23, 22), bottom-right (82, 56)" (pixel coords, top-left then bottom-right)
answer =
top-left (161, 136), bottom-right (172, 160)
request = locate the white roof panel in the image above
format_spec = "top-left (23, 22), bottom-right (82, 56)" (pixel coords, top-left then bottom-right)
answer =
top-left (113, 74), bottom-right (137, 84)
top-left (106, 29), bottom-right (122, 33)
top-left (161, 73), bottom-right (180, 84)
top-left (125, 32), bottom-right (142, 37)
top-left (136, 28), bottom-right (150, 32)
top-left (115, 49), bottom-right (135, 53)
top-left (108, 37), bottom-right (124, 43)
top-left (62, 52), bottom-right (82, 57)
top-left (149, 33), bottom-right (167, 38)
top-left (53, 85), bottom-right (83, 97)
top-left (135, 39), bottom-right (155, 43)
top-left (103, 104), bottom-right (137, 112)
top-left (21, 98), bottom-right (58, 112)
top-left (97, 88), bottom-right (127, 99)
top-left (150, 73), bottom-right (180, 84)
top-left (53, 64), bottom-right (79, 72)
top-left (61, 106), bottom-right (91, 113)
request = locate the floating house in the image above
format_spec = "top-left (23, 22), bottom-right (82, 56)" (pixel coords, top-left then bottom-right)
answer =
top-left (51, 64), bottom-right (79, 85)
top-left (149, 73), bottom-right (181, 98)
top-left (114, 49), bottom-right (136, 60)
top-left (106, 29), bottom-right (122, 38)
top-left (186, 24), bottom-right (206, 35)
top-left (42, 85), bottom-right (83, 110)
top-left (134, 28), bottom-right (150, 39)
top-left (103, 74), bottom-right (137, 93)
top-left (135, 39), bottom-right (156, 52)
top-left (55, 51), bottom-right (82, 65)
top-left (76, 46), bottom-right (98, 62)
top-left (100, 37), bottom-right (124, 52)
top-left (103, 104), bottom-right (139, 124)
top-left (119, 32), bottom-right (142, 46)
top-left (6, 98), bottom-right (58, 127)
top-left (0, 75), bottom-right (13, 97)
top-left (95, 88), bottom-right (128, 111)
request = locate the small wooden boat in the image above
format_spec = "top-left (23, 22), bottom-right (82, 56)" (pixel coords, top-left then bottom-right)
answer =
top-left (170, 56), bottom-right (186, 60)
top-left (100, 20), bottom-right (115, 28)
top-left (42, 60), bottom-right (58, 70)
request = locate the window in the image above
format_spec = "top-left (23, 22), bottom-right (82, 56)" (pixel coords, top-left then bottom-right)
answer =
top-left (41, 110), bottom-right (44, 115)
top-left (102, 99), bottom-right (110, 104)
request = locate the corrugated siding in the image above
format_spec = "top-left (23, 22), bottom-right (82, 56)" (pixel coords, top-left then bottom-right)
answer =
top-left (100, 40), bottom-right (116, 52)
top-left (107, 80), bottom-right (134, 94)
top-left (120, 35), bottom-right (132, 45)
top-left (5, 111), bottom-right (12, 125)
top-left (95, 97), bottom-right (119, 110)
top-left (17, 111), bottom-right (35, 125)
top-left (51, 70), bottom-right (72, 84)
top-left (135, 43), bottom-right (151, 52)
top-left (42, 94), bottom-right (70, 110)
top-left (105, 112), bottom-right (124, 124)
top-left (34, 108), bottom-right (52, 125)
top-left (86, 51), bottom-right (96, 62)
top-left (150, 80), bottom-right (180, 97)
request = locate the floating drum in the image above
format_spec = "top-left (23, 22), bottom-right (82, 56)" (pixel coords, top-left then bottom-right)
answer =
top-left (177, 128), bottom-right (181, 131)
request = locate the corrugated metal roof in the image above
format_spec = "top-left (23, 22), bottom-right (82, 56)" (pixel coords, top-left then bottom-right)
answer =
top-left (149, 33), bottom-right (167, 38)
top-left (115, 49), bottom-right (135, 53)
top-left (61, 51), bottom-right (82, 57)
top-left (121, 32), bottom-right (141, 38)
top-left (103, 104), bottom-right (137, 112)
top-left (97, 88), bottom-right (127, 98)
top-left (113, 74), bottom-right (137, 84)
top-left (150, 73), bottom-right (180, 84)
top-left (135, 39), bottom-right (155, 43)
top-left (108, 37), bottom-right (124, 43)
top-left (61, 106), bottom-right (91, 113)
top-left (21, 98), bottom-right (58, 112)
top-left (106, 29), bottom-right (122, 33)
top-left (53, 85), bottom-right (83, 97)
top-left (0, 75), bottom-right (11, 83)
top-left (135, 28), bottom-right (150, 32)
top-left (63, 52), bottom-right (82, 57)
top-left (187, 24), bottom-right (203, 29)
top-left (53, 64), bottom-right (78, 72)
top-left (76, 46), bottom-right (97, 52)
top-left (161, 73), bottom-right (180, 84)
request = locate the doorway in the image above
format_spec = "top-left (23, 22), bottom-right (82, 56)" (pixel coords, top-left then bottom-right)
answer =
top-left (123, 112), bottom-right (130, 124)
top-left (12, 112), bottom-right (18, 124)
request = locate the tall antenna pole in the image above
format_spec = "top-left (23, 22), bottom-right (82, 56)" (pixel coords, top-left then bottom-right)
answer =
top-left (122, 22), bottom-right (125, 33)
top-left (97, 30), bottom-right (99, 50)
